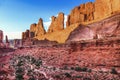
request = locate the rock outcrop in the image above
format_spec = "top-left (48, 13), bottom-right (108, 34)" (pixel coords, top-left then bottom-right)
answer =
top-left (14, 39), bottom-right (22, 48)
top-left (30, 23), bottom-right (37, 38)
top-left (94, 0), bottom-right (120, 20)
top-left (22, 30), bottom-right (30, 39)
top-left (35, 18), bottom-right (46, 36)
top-left (23, 18), bottom-right (46, 39)
top-left (22, 0), bottom-right (120, 44)
top-left (66, 2), bottom-right (94, 27)
top-left (66, 0), bottom-right (120, 27)
top-left (66, 25), bottom-right (94, 42)
top-left (5, 35), bottom-right (10, 48)
top-left (66, 14), bottom-right (120, 42)
top-left (0, 30), bottom-right (4, 48)
top-left (48, 12), bottom-right (64, 32)
top-left (0, 30), bottom-right (3, 43)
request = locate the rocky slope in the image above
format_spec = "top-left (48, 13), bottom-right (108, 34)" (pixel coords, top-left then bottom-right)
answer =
top-left (66, 14), bottom-right (120, 42)
top-left (1, 37), bottom-right (120, 79)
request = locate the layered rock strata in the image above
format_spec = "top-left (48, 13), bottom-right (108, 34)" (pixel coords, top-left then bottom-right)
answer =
top-left (22, 0), bottom-right (120, 44)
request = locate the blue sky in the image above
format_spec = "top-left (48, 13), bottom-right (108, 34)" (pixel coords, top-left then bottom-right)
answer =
top-left (0, 0), bottom-right (94, 39)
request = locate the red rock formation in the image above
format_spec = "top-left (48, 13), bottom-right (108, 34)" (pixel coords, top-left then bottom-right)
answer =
top-left (0, 30), bottom-right (4, 48)
top-left (22, 0), bottom-right (120, 44)
top-left (67, 0), bottom-right (120, 27)
top-left (66, 25), bottom-right (94, 42)
top-left (66, 2), bottom-right (94, 27)
top-left (0, 30), bottom-right (3, 43)
top-left (48, 12), bottom-right (64, 32)
top-left (5, 35), bottom-right (10, 48)
top-left (14, 39), bottom-right (22, 48)
top-left (22, 30), bottom-right (30, 40)
top-left (35, 18), bottom-right (46, 36)
top-left (29, 18), bottom-right (46, 38)
top-left (66, 14), bottom-right (120, 42)
top-left (30, 23), bottom-right (37, 38)
top-left (5, 35), bottom-right (9, 43)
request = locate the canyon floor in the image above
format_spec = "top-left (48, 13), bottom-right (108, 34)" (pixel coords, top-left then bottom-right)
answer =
top-left (0, 37), bottom-right (120, 80)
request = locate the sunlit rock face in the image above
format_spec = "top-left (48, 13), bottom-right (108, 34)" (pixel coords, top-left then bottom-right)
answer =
top-left (48, 12), bottom-right (64, 33)
top-left (22, 0), bottom-right (120, 44)
top-left (66, 2), bottom-right (94, 27)
top-left (66, 14), bottom-right (120, 43)
top-left (66, 0), bottom-right (120, 27)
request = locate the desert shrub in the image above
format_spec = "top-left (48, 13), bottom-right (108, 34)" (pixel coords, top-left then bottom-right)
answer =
top-left (15, 67), bottom-right (24, 80)
top-left (83, 77), bottom-right (91, 80)
top-left (63, 65), bottom-right (69, 70)
top-left (55, 75), bottom-right (61, 78)
top-left (81, 67), bottom-right (87, 72)
top-left (87, 69), bottom-right (92, 73)
top-left (110, 68), bottom-right (118, 74)
top-left (64, 73), bottom-right (71, 78)
top-left (53, 67), bottom-right (56, 71)
top-left (71, 67), bottom-right (74, 70)
top-left (17, 60), bottom-right (23, 66)
top-left (35, 59), bottom-right (42, 66)
top-left (74, 75), bottom-right (82, 78)
top-left (74, 66), bottom-right (81, 71)
top-left (16, 74), bottom-right (24, 80)
top-left (75, 66), bottom-right (89, 72)
top-left (28, 77), bottom-right (36, 80)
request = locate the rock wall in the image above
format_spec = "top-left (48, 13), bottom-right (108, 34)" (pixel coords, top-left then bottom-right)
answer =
top-left (30, 18), bottom-right (46, 38)
top-left (66, 14), bottom-right (120, 42)
top-left (66, 2), bottom-right (94, 27)
top-left (66, 0), bottom-right (120, 27)
top-left (22, 0), bottom-right (120, 44)
top-left (48, 12), bottom-right (64, 32)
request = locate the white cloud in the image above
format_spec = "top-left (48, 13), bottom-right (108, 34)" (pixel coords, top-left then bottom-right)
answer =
top-left (44, 21), bottom-right (51, 31)
top-left (64, 15), bottom-right (68, 28)
top-left (3, 32), bottom-right (22, 40)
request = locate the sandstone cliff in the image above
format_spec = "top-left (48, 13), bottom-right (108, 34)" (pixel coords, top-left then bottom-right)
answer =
top-left (30, 18), bottom-right (46, 38)
top-left (48, 12), bottom-right (64, 33)
top-left (66, 0), bottom-right (120, 27)
top-left (66, 14), bottom-right (120, 42)
top-left (22, 0), bottom-right (120, 44)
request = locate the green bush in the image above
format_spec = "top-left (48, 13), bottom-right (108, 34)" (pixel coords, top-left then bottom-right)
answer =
top-left (75, 66), bottom-right (82, 71)
top-left (110, 68), bottom-right (118, 74)
top-left (82, 67), bottom-right (87, 72)
top-left (71, 67), bottom-right (74, 70)
top-left (16, 74), bottom-right (24, 80)
top-left (64, 73), bottom-right (71, 78)
top-left (55, 75), bottom-right (60, 78)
